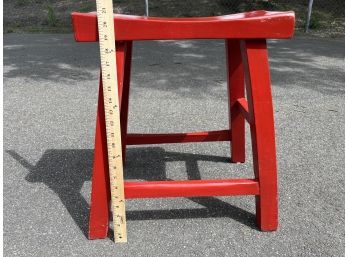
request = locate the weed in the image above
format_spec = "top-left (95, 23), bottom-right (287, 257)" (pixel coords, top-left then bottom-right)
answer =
top-left (47, 5), bottom-right (58, 27)
top-left (309, 11), bottom-right (329, 30)
top-left (309, 16), bottom-right (320, 29)
top-left (15, 0), bottom-right (31, 7)
top-left (258, 0), bottom-right (278, 10)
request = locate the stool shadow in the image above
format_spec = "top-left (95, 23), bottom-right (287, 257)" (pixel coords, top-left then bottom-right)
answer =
top-left (7, 147), bottom-right (257, 240)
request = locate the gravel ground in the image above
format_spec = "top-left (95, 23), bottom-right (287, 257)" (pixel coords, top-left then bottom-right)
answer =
top-left (3, 34), bottom-right (344, 257)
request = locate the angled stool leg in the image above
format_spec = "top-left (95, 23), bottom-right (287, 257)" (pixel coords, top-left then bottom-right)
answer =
top-left (120, 41), bottom-right (133, 161)
top-left (88, 74), bottom-right (111, 239)
top-left (226, 39), bottom-right (245, 163)
top-left (89, 42), bottom-right (132, 239)
top-left (241, 39), bottom-right (278, 231)
top-left (116, 41), bottom-right (132, 162)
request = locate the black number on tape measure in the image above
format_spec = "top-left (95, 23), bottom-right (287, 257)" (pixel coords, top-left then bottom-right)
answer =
top-left (105, 48), bottom-right (114, 54)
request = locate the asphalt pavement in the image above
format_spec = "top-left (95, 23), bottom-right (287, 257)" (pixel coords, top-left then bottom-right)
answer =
top-left (3, 33), bottom-right (344, 257)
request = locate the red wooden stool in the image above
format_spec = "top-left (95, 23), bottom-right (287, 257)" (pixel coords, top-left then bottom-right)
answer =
top-left (71, 10), bottom-right (295, 239)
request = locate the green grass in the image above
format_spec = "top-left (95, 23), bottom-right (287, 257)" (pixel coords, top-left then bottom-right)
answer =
top-left (4, 0), bottom-right (344, 37)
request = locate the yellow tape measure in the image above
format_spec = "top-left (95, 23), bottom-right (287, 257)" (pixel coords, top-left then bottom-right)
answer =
top-left (95, 0), bottom-right (127, 243)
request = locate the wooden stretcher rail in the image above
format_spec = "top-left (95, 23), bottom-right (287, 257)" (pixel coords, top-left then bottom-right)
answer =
top-left (124, 179), bottom-right (259, 198)
top-left (71, 10), bottom-right (295, 41)
top-left (235, 98), bottom-right (251, 124)
top-left (126, 130), bottom-right (231, 145)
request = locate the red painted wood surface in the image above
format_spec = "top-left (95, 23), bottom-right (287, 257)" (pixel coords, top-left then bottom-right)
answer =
top-left (71, 10), bottom-right (295, 41)
top-left (235, 98), bottom-right (250, 124)
top-left (126, 130), bottom-right (230, 145)
top-left (240, 39), bottom-right (278, 231)
top-left (116, 41), bottom-right (133, 161)
top-left (226, 39), bottom-right (245, 163)
top-left (124, 179), bottom-right (259, 199)
top-left (88, 78), bottom-right (111, 239)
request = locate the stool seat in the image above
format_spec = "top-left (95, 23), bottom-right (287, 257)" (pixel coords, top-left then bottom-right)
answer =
top-left (71, 10), bottom-right (295, 42)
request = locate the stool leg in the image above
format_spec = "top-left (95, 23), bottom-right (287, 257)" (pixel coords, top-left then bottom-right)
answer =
top-left (116, 42), bottom-right (125, 162)
top-left (116, 41), bottom-right (132, 162)
top-left (88, 74), bottom-right (111, 239)
top-left (240, 39), bottom-right (278, 231)
top-left (120, 41), bottom-right (133, 161)
top-left (225, 39), bottom-right (245, 163)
